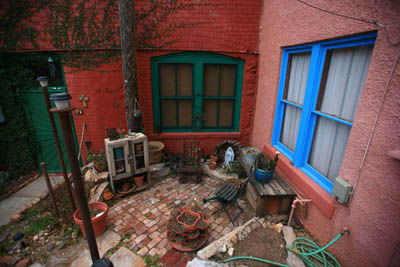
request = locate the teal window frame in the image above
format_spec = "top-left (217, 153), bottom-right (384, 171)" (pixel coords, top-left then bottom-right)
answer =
top-left (151, 52), bottom-right (244, 132)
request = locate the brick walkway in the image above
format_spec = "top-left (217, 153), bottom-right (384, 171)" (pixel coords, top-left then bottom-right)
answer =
top-left (107, 176), bottom-right (249, 257)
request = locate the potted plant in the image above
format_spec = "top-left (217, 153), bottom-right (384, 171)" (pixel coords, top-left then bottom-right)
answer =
top-left (73, 201), bottom-right (109, 238)
top-left (253, 151), bottom-right (279, 184)
top-left (86, 150), bottom-right (107, 172)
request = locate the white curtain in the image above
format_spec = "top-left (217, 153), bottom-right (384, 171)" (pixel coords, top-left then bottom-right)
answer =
top-left (280, 53), bottom-right (310, 151)
top-left (309, 46), bottom-right (373, 181)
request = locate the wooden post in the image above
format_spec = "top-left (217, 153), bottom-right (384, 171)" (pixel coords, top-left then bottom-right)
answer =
top-left (41, 162), bottom-right (60, 218)
top-left (118, 0), bottom-right (141, 132)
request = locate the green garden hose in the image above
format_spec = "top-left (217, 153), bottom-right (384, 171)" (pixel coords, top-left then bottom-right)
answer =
top-left (223, 231), bottom-right (348, 267)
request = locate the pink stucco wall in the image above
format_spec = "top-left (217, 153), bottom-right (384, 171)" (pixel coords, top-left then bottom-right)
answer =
top-left (253, 0), bottom-right (400, 266)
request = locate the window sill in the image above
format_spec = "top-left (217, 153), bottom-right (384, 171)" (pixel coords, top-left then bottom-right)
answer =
top-left (264, 144), bottom-right (336, 219)
top-left (149, 132), bottom-right (241, 140)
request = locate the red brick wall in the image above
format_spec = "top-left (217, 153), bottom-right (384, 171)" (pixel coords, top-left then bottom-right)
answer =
top-left (59, 0), bottom-right (262, 158)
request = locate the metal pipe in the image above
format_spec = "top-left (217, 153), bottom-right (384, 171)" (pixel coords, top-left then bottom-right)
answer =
top-left (41, 86), bottom-right (76, 214)
top-left (287, 197), bottom-right (312, 226)
top-left (41, 162), bottom-right (60, 218)
top-left (53, 107), bottom-right (100, 262)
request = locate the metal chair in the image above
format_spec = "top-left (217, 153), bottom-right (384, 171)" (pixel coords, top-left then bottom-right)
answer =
top-left (203, 178), bottom-right (249, 225)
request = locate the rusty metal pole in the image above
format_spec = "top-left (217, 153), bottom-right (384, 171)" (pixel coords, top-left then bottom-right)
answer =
top-left (51, 107), bottom-right (100, 263)
top-left (40, 162), bottom-right (60, 218)
top-left (38, 77), bottom-right (76, 214)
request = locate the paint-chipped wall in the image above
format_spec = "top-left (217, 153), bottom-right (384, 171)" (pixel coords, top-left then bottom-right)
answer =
top-left (253, 0), bottom-right (400, 266)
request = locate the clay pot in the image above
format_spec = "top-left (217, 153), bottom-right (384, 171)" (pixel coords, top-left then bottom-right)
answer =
top-left (209, 161), bottom-right (216, 170)
top-left (73, 202), bottom-right (108, 238)
top-left (133, 175), bottom-right (145, 186)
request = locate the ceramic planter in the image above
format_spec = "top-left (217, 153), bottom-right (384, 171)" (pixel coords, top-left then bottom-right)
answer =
top-left (133, 175), bottom-right (145, 186)
top-left (73, 202), bottom-right (108, 238)
top-left (254, 167), bottom-right (274, 185)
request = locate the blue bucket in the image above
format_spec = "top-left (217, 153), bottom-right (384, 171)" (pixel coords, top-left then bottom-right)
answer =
top-left (254, 168), bottom-right (274, 185)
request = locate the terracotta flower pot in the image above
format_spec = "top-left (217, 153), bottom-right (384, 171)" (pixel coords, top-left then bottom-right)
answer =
top-left (133, 175), bottom-right (145, 186)
top-left (73, 202), bottom-right (108, 238)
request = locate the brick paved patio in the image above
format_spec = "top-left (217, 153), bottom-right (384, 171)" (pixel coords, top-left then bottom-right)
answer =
top-left (107, 176), bottom-right (251, 257)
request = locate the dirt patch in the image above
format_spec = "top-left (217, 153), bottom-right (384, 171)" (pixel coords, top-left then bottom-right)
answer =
top-left (231, 227), bottom-right (288, 267)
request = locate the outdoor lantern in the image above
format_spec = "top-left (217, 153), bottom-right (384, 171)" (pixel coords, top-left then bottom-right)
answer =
top-left (50, 93), bottom-right (72, 110)
top-left (37, 76), bottom-right (48, 87)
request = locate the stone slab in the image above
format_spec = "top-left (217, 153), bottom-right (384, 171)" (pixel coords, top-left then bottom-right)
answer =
top-left (0, 175), bottom-right (63, 226)
top-left (109, 246), bottom-right (145, 267)
top-left (187, 257), bottom-right (229, 267)
top-left (70, 230), bottom-right (121, 267)
top-left (283, 226), bottom-right (305, 267)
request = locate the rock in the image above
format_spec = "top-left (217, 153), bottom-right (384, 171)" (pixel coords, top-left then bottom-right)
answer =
top-left (38, 231), bottom-right (45, 237)
top-left (47, 243), bottom-right (55, 251)
top-left (238, 232), bottom-right (245, 241)
top-left (29, 263), bottom-right (45, 267)
top-left (57, 241), bottom-right (66, 250)
top-left (231, 235), bottom-right (238, 244)
top-left (218, 244), bottom-right (227, 253)
top-left (10, 214), bottom-right (22, 222)
top-left (0, 230), bottom-right (10, 243)
top-left (251, 222), bottom-right (260, 230)
top-left (258, 218), bottom-right (265, 224)
top-left (228, 247), bottom-right (234, 256)
top-left (187, 258), bottom-right (229, 267)
top-left (13, 232), bottom-right (24, 241)
top-left (0, 255), bottom-right (18, 266)
top-left (274, 223), bottom-right (283, 233)
top-left (90, 182), bottom-right (109, 203)
top-left (32, 235), bottom-right (39, 242)
top-left (109, 247), bottom-right (146, 267)
top-left (15, 258), bottom-right (32, 267)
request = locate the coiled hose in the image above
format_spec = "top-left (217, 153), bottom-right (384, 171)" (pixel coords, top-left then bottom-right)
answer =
top-left (223, 231), bottom-right (347, 267)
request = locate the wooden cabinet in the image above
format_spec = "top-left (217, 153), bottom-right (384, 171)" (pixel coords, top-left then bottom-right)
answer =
top-left (105, 133), bottom-right (150, 193)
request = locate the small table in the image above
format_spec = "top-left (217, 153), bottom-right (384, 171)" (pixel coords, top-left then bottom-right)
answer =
top-left (247, 172), bottom-right (296, 217)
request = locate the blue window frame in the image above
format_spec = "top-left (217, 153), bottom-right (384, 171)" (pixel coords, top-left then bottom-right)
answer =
top-left (272, 33), bottom-right (376, 193)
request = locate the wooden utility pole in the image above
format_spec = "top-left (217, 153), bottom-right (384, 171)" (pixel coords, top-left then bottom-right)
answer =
top-left (118, 0), bottom-right (141, 132)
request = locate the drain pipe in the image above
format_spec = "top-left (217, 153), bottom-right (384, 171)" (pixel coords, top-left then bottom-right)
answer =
top-left (287, 197), bottom-right (312, 226)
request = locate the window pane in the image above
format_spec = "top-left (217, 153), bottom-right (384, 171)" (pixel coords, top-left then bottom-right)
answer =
top-left (159, 64), bottom-right (175, 96)
top-left (177, 64), bottom-right (193, 96)
top-left (219, 100), bottom-right (234, 127)
top-left (203, 100), bottom-right (217, 127)
top-left (161, 100), bottom-right (176, 127)
top-left (178, 100), bottom-right (192, 127)
top-left (308, 116), bottom-right (351, 181)
top-left (316, 45), bottom-right (373, 121)
top-left (204, 65), bottom-right (219, 96)
top-left (220, 65), bottom-right (236, 96)
top-left (280, 104), bottom-right (301, 151)
top-left (284, 52), bottom-right (310, 105)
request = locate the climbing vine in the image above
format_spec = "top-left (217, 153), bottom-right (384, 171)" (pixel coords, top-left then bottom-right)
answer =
top-left (1, 0), bottom-right (209, 69)
top-left (0, 0), bottom-right (209, 181)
